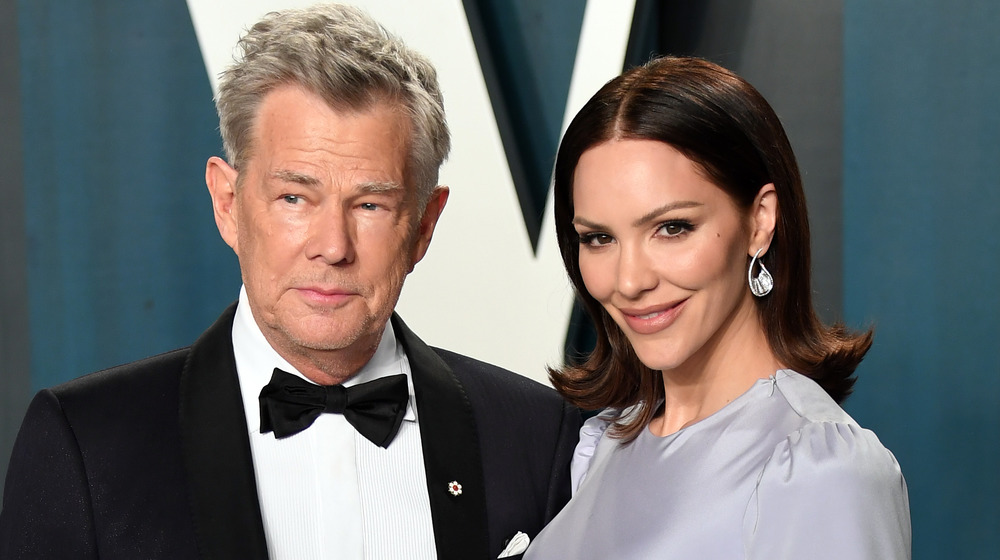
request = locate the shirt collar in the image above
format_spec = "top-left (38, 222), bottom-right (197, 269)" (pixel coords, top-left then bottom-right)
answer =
top-left (232, 286), bottom-right (416, 434)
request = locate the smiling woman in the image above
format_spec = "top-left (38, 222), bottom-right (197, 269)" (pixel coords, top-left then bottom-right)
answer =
top-left (525, 57), bottom-right (911, 559)
top-left (571, 139), bottom-right (772, 411)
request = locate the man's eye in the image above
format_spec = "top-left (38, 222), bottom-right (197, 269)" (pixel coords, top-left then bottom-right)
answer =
top-left (282, 195), bottom-right (302, 204)
top-left (359, 202), bottom-right (380, 211)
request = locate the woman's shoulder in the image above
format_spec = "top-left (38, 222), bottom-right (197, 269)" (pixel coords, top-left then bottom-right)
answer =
top-left (746, 419), bottom-right (911, 557)
top-left (767, 370), bottom-right (903, 484)
top-left (746, 374), bottom-right (912, 557)
top-left (569, 410), bottom-right (614, 493)
top-left (771, 369), bottom-right (857, 424)
top-left (569, 404), bottom-right (644, 493)
top-left (770, 420), bottom-right (904, 485)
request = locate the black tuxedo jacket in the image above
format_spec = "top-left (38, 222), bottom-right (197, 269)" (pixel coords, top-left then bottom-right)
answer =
top-left (0, 306), bottom-right (579, 559)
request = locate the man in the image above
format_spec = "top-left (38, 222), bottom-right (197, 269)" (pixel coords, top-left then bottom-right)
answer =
top-left (0, 5), bottom-right (578, 559)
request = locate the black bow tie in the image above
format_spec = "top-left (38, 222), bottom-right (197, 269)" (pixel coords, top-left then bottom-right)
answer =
top-left (259, 369), bottom-right (408, 448)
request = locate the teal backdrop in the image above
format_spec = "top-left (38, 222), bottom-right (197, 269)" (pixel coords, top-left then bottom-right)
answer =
top-left (16, 1), bottom-right (241, 394)
top-left (843, 1), bottom-right (1000, 557)
top-left (1, 0), bottom-right (998, 556)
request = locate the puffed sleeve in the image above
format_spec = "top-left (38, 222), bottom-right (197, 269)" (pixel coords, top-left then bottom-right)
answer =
top-left (743, 422), bottom-right (911, 560)
top-left (569, 413), bottom-right (612, 494)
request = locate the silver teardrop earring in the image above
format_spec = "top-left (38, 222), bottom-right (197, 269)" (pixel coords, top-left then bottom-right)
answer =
top-left (748, 248), bottom-right (773, 297)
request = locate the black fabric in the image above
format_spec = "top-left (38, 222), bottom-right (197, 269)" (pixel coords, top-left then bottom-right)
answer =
top-left (0, 349), bottom-right (202, 559)
top-left (392, 316), bottom-right (580, 558)
top-left (179, 306), bottom-right (269, 560)
top-left (395, 316), bottom-right (493, 559)
top-left (0, 305), bottom-right (580, 559)
top-left (436, 347), bottom-right (579, 554)
top-left (259, 369), bottom-right (408, 446)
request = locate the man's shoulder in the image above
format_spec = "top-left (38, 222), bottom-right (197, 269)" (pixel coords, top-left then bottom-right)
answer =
top-left (430, 347), bottom-right (562, 405)
top-left (48, 347), bottom-right (192, 407)
top-left (12, 347), bottom-right (196, 462)
top-left (42, 304), bottom-right (236, 413)
top-left (392, 313), bottom-right (555, 398)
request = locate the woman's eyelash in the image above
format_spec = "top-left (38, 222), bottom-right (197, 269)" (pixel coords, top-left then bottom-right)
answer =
top-left (657, 219), bottom-right (695, 236)
top-left (576, 219), bottom-right (695, 245)
top-left (578, 232), bottom-right (613, 246)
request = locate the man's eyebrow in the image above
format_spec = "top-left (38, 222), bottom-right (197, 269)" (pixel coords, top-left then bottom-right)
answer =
top-left (270, 169), bottom-right (320, 185)
top-left (357, 181), bottom-right (404, 194)
top-left (269, 171), bottom-right (403, 194)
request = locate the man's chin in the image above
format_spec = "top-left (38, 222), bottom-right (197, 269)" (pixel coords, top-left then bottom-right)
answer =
top-left (280, 321), bottom-right (379, 353)
top-left (284, 330), bottom-right (365, 352)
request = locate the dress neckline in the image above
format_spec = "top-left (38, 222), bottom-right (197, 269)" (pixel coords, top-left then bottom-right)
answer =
top-left (641, 370), bottom-right (791, 441)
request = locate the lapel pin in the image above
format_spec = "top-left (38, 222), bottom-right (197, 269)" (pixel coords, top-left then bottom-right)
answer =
top-left (447, 480), bottom-right (463, 497)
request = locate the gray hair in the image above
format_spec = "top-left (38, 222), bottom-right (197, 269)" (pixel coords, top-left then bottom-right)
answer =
top-left (215, 4), bottom-right (450, 204)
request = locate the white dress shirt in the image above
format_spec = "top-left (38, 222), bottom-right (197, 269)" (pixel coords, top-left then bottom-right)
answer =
top-left (232, 287), bottom-right (437, 560)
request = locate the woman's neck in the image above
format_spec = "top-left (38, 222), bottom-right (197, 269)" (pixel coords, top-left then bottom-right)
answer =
top-left (649, 301), bottom-right (782, 437)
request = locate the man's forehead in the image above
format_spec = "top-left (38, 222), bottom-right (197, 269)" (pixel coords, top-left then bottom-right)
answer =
top-left (242, 86), bottom-right (413, 177)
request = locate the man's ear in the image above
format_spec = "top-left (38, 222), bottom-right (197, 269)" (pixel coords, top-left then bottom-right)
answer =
top-left (205, 156), bottom-right (240, 252)
top-left (748, 183), bottom-right (777, 257)
top-left (409, 186), bottom-right (450, 271)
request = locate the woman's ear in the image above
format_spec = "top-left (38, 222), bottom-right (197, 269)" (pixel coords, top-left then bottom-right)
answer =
top-left (748, 183), bottom-right (777, 256)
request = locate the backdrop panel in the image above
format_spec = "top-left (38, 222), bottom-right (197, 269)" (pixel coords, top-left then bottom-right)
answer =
top-left (18, 0), bottom-right (240, 393)
top-left (844, 1), bottom-right (1000, 557)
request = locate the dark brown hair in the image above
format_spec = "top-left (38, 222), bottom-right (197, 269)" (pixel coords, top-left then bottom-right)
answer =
top-left (550, 56), bottom-right (872, 441)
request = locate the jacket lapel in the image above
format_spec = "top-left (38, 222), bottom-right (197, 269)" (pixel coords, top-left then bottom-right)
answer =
top-left (392, 315), bottom-right (491, 560)
top-left (179, 304), bottom-right (270, 559)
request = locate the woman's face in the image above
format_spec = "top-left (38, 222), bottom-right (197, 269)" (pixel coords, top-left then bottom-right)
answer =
top-left (572, 139), bottom-right (760, 374)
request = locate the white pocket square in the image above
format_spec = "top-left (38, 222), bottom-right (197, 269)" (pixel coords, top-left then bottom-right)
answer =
top-left (498, 531), bottom-right (530, 558)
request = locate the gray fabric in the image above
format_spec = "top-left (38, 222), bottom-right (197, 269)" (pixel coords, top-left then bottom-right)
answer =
top-left (526, 370), bottom-right (910, 559)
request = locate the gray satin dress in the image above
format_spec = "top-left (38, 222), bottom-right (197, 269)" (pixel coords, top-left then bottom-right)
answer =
top-left (525, 370), bottom-right (911, 559)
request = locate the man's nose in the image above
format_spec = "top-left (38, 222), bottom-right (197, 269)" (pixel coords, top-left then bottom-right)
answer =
top-left (615, 243), bottom-right (657, 299)
top-left (304, 203), bottom-right (356, 265)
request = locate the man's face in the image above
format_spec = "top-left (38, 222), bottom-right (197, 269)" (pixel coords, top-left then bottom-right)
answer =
top-left (207, 84), bottom-right (447, 380)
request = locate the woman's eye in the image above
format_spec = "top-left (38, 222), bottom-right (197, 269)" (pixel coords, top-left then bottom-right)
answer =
top-left (579, 233), bottom-right (614, 247)
top-left (657, 221), bottom-right (692, 237)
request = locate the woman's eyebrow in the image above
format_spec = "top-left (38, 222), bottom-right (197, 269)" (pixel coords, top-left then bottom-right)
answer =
top-left (632, 201), bottom-right (702, 227)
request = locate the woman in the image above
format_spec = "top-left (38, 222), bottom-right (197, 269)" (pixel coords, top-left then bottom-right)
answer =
top-left (525, 57), bottom-right (910, 559)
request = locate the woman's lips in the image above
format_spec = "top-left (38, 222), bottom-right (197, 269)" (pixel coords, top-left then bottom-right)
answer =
top-left (619, 298), bottom-right (687, 335)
